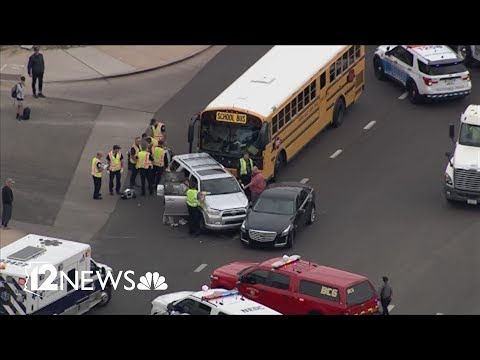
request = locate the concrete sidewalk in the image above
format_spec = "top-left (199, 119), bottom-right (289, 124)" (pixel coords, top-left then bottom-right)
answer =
top-left (0, 45), bottom-right (211, 83)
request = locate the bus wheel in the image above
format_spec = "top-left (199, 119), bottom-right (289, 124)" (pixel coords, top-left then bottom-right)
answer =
top-left (274, 151), bottom-right (286, 180)
top-left (373, 56), bottom-right (385, 80)
top-left (98, 286), bottom-right (112, 307)
top-left (331, 98), bottom-right (345, 128)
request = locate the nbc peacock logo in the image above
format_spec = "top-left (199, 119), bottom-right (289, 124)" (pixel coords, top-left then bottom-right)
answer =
top-left (137, 272), bottom-right (168, 291)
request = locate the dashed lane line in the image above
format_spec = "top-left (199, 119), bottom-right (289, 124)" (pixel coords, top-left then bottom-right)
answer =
top-left (363, 121), bottom-right (377, 130)
top-left (194, 264), bottom-right (208, 273)
top-left (330, 149), bottom-right (343, 159)
top-left (398, 92), bottom-right (408, 100)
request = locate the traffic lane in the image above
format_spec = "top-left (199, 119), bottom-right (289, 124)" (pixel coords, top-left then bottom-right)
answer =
top-left (0, 95), bottom-right (100, 225)
top-left (153, 45), bottom-right (273, 154)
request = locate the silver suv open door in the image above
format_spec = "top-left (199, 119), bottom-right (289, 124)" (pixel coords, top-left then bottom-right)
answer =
top-left (159, 172), bottom-right (189, 217)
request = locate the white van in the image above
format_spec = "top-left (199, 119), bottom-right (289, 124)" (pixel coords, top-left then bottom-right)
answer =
top-left (444, 105), bottom-right (480, 205)
top-left (0, 234), bottom-right (113, 315)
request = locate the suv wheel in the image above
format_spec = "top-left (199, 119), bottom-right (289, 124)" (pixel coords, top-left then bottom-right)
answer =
top-left (373, 56), bottom-right (385, 80)
top-left (407, 81), bottom-right (422, 104)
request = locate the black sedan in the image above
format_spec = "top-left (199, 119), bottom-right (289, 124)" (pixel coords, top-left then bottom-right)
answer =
top-left (240, 180), bottom-right (316, 248)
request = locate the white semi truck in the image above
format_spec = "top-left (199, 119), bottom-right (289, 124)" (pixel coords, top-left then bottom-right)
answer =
top-left (444, 105), bottom-right (480, 205)
top-left (450, 45), bottom-right (480, 66)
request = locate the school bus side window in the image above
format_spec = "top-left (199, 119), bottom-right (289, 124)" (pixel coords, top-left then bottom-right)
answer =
top-left (329, 64), bottom-right (335, 82)
top-left (297, 92), bottom-right (304, 112)
top-left (355, 45), bottom-right (361, 59)
top-left (342, 51), bottom-right (349, 71)
top-left (291, 98), bottom-right (297, 117)
top-left (310, 81), bottom-right (316, 100)
top-left (272, 115), bottom-right (278, 135)
top-left (348, 47), bottom-right (354, 66)
top-left (335, 59), bottom-right (342, 77)
top-left (278, 109), bottom-right (285, 129)
top-left (285, 104), bottom-right (291, 123)
top-left (320, 72), bottom-right (326, 89)
top-left (303, 87), bottom-right (309, 106)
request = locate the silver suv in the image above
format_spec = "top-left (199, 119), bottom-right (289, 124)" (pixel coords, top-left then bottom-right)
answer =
top-left (157, 153), bottom-right (249, 230)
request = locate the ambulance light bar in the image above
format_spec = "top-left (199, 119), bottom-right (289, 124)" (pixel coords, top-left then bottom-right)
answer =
top-left (272, 255), bottom-right (301, 269)
top-left (202, 289), bottom-right (239, 301)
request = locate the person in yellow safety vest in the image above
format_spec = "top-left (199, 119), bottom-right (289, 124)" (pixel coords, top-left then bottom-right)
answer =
top-left (91, 152), bottom-right (105, 200)
top-left (107, 145), bottom-right (124, 196)
top-left (151, 140), bottom-right (170, 189)
top-left (237, 150), bottom-right (254, 200)
top-left (129, 137), bottom-right (142, 188)
top-left (135, 146), bottom-right (155, 196)
top-left (186, 182), bottom-right (206, 236)
top-left (147, 118), bottom-right (166, 142)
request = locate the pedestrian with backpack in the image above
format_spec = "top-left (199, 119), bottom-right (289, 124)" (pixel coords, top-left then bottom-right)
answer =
top-left (28, 46), bottom-right (46, 98)
top-left (11, 76), bottom-right (26, 121)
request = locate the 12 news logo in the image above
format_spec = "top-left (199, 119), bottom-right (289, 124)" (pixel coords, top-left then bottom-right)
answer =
top-left (25, 263), bottom-right (168, 292)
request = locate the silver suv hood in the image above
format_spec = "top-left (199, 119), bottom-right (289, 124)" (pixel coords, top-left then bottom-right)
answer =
top-left (205, 192), bottom-right (248, 211)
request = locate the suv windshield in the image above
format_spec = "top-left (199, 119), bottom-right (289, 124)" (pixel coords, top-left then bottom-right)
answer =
top-left (201, 177), bottom-right (241, 195)
top-left (418, 60), bottom-right (467, 76)
top-left (459, 123), bottom-right (480, 148)
top-left (346, 281), bottom-right (376, 306)
top-left (253, 196), bottom-right (295, 215)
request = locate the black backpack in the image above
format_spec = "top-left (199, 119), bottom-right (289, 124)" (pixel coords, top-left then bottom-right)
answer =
top-left (23, 107), bottom-right (31, 120)
top-left (11, 84), bottom-right (18, 98)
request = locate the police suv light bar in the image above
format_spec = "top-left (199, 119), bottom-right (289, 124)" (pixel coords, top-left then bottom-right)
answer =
top-left (202, 289), bottom-right (239, 301)
top-left (271, 255), bottom-right (301, 269)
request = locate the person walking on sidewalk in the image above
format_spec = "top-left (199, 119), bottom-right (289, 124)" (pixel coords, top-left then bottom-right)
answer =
top-left (379, 276), bottom-right (393, 315)
top-left (129, 137), bottom-right (141, 188)
top-left (14, 76), bottom-right (26, 120)
top-left (107, 145), bottom-right (124, 195)
top-left (28, 46), bottom-right (46, 98)
top-left (91, 152), bottom-right (105, 200)
top-left (135, 146), bottom-right (155, 196)
top-left (1, 179), bottom-right (15, 229)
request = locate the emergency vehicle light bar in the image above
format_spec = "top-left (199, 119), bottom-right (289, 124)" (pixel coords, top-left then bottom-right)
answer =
top-left (271, 255), bottom-right (301, 269)
top-left (202, 289), bottom-right (239, 301)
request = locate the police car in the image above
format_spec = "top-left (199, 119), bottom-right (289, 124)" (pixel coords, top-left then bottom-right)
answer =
top-left (373, 45), bottom-right (472, 103)
top-left (151, 287), bottom-right (281, 315)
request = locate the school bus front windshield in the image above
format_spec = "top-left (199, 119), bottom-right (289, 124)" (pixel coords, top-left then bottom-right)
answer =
top-left (200, 112), bottom-right (263, 157)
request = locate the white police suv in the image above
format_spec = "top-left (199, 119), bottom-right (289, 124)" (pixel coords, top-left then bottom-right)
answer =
top-left (151, 287), bottom-right (281, 315)
top-left (373, 45), bottom-right (471, 103)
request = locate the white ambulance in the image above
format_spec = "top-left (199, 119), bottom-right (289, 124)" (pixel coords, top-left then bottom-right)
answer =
top-left (0, 234), bottom-right (113, 315)
top-left (444, 105), bottom-right (480, 205)
top-left (151, 287), bottom-right (281, 315)
top-left (374, 45), bottom-right (471, 103)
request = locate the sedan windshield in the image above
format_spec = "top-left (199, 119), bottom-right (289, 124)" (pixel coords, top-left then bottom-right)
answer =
top-left (201, 121), bottom-right (261, 156)
top-left (253, 196), bottom-right (295, 215)
top-left (201, 177), bottom-right (241, 195)
top-left (459, 123), bottom-right (480, 148)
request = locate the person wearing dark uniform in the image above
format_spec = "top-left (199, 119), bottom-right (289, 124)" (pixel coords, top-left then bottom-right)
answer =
top-left (135, 146), bottom-right (155, 196)
top-left (379, 276), bottom-right (393, 315)
top-left (129, 137), bottom-right (141, 188)
top-left (107, 145), bottom-right (124, 195)
top-left (91, 152), bottom-right (105, 200)
top-left (1, 178), bottom-right (15, 229)
top-left (151, 140), bottom-right (170, 189)
top-left (186, 183), bottom-right (204, 236)
top-left (238, 151), bottom-right (254, 199)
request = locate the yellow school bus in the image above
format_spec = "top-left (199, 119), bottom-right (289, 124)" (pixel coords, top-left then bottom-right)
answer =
top-left (188, 45), bottom-right (365, 180)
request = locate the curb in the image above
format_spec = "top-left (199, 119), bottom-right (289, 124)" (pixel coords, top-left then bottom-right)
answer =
top-left (45, 45), bottom-right (214, 84)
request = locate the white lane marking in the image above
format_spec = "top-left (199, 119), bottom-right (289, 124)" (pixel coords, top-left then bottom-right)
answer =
top-left (363, 121), bottom-right (376, 130)
top-left (436, 313), bottom-right (444, 315)
top-left (0, 64), bottom-right (7, 71)
top-left (388, 305), bottom-right (395, 312)
top-left (398, 92), bottom-right (408, 100)
top-left (194, 264), bottom-right (208, 273)
top-left (330, 149), bottom-right (343, 159)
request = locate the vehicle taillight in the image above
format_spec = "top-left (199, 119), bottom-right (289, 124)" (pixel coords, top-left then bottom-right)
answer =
top-left (86, 250), bottom-right (91, 257)
top-left (463, 74), bottom-right (471, 81)
top-left (18, 278), bottom-right (26, 286)
top-left (423, 77), bottom-right (438, 86)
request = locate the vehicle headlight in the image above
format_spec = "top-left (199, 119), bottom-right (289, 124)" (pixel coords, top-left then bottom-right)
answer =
top-left (241, 221), bottom-right (246, 231)
top-left (281, 225), bottom-right (291, 236)
top-left (207, 208), bottom-right (221, 216)
top-left (445, 173), bottom-right (453, 186)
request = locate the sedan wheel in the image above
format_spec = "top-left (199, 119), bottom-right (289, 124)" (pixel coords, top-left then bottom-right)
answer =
top-left (307, 205), bottom-right (316, 225)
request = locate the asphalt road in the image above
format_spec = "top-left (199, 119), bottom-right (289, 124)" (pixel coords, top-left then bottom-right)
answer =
top-left (87, 46), bottom-right (479, 315)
